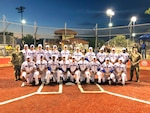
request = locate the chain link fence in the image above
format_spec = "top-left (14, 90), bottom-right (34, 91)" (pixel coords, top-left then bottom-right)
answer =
top-left (0, 16), bottom-right (150, 58)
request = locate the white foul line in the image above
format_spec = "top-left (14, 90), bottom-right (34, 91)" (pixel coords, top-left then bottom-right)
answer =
top-left (0, 92), bottom-right (36, 106)
top-left (79, 83), bottom-right (150, 105)
top-left (38, 84), bottom-right (63, 94)
top-left (104, 90), bottom-right (150, 105)
top-left (0, 84), bottom-right (63, 105)
top-left (36, 83), bottom-right (44, 94)
top-left (77, 84), bottom-right (103, 93)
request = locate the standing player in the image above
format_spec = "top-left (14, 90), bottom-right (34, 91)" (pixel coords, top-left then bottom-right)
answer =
top-left (68, 56), bottom-right (80, 84)
top-left (11, 45), bottom-right (24, 81)
top-left (35, 44), bottom-right (45, 61)
top-left (73, 47), bottom-right (83, 62)
top-left (34, 55), bottom-right (48, 85)
top-left (22, 44), bottom-right (31, 61)
top-left (61, 45), bottom-right (70, 60)
top-left (57, 56), bottom-right (69, 84)
top-left (108, 48), bottom-right (119, 64)
top-left (96, 47), bottom-right (107, 64)
top-left (29, 44), bottom-right (36, 62)
top-left (114, 57), bottom-right (127, 86)
top-left (44, 45), bottom-right (52, 62)
top-left (21, 56), bottom-right (36, 87)
top-left (85, 47), bottom-right (96, 62)
top-left (119, 47), bottom-right (129, 65)
top-left (100, 58), bottom-right (115, 85)
top-left (51, 45), bottom-right (60, 60)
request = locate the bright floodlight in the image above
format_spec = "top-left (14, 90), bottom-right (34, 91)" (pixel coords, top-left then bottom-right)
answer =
top-left (131, 16), bottom-right (137, 22)
top-left (106, 9), bottom-right (115, 17)
top-left (21, 19), bottom-right (26, 24)
top-left (132, 33), bottom-right (136, 37)
top-left (109, 23), bottom-right (113, 27)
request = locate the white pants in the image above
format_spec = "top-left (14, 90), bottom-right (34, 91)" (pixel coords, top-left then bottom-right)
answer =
top-left (68, 70), bottom-right (80, 83)
top-left (78, 71), bottom-right (91, 83)
top-left (22, 71), bottom-right (34, 84)
top-left (45, 70), bottom-right (53, 84)
top-left (98, 72), bottom-right (116, 83)
top-left (57, 70), bottom-right (68, 83)
top-left (33, 70), bottom-right (46, 85)
top-left (116, 72), bottom-right (127, 85)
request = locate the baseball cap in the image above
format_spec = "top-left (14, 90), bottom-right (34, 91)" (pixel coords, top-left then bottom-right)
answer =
top-left (38, 44), bottom-right (42, 47)
top-left (24, 44), bottom-right (28, 47)
top-left (76, 47), bottom-right (80, 50)
top-left (93, 56), bottom-right (96, 59)
top-left (64, 45), bottom-right (67, 48)
top-left (112, 48), bottom-right (115, 51)
top-left (72, 56), bottom-right (75, 59)
top-left (122, 47), bottom-right (126, 50)
top-left (53, 45), bottom-right (57, 48)
top-left (100, 48), bottom-right (104, 50)
top-left (105, 57), bottom-right (110, 61)
top-left (89, 47), bottom-right (93, 50)
top-left (46, 45), bottom-right (49, 48)
top-left (30, 44), bottom-right (34, 48)
top-left (118, 57), bottom-right (123, 61)
top-left (26, 56), bottom-right (31, 59)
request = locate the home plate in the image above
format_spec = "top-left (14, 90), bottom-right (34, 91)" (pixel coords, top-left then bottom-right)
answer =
top-left (65, 82), bottom-right (75, 85)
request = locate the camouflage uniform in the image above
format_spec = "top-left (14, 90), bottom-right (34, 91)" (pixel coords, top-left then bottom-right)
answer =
top-left (11, 51), bottom-right (24, 81)
top-left (129, 49), bottom-right (142, 82)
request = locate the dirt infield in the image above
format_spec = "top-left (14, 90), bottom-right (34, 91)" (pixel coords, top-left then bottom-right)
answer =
top-left (0, 67), bottom-right (150, 113)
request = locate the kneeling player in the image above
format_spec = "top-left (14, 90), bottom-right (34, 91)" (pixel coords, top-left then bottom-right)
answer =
top-left (68, 56), bottom-right (80, 84)
top-left (114, 57), bottom-right (127, 86)
top-left (100, 58), bottom-right (115, 85)
top-left (89, 56), bottom-right (101, 84)
top-left (34, 55), bottom-right (47, 85)
top-left (45, 55), bottom-right (58, 84)
top-left (78, 55), bottom-right (90, 84)
top-left (57, 56), bottom-right (69, 84)
top-left (21, 56), bottom-right (36, 87)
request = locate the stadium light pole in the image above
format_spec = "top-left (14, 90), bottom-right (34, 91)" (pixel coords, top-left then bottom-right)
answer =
top-left (130, 16), bottom-right (137, 42)
top-left (106, 9), bottom-right (115, 45)
top-left (16, 6), bottom-right (26, 48)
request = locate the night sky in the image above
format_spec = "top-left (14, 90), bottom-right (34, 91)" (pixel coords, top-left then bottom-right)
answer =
top-left (0, 0), bottom-right (150, 28)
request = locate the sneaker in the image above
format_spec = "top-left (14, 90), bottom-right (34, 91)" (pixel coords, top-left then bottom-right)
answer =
top-left (45, 82), bottom-right (49, 85)
top-left (35, 82), bottom-right (39, 86)
top-left (108, 80), bottom-right (112, 85)
top-left (21, 82), bottom-right (26, 87)
top-left (136, 80), bottom-right (140, 82)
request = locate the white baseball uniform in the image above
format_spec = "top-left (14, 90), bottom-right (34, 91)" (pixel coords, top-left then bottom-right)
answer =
top-left (68, 60), bottom-right (80, 83)
top-left (100, 62), bottom-right (115, 84)
top-left (85, 52), bottom-right (96, 62)
top-left (89, 60), bottom-right (101, 83)
top-left (61, 50), bottom-right (70, 60)
top-left (108, 52), bottom-right (119, 64)
top-left (57, 59), bottom-right (69, 83)
top-left (35, 59), bottom-right (47, 85)
top-left (96, 51), bottom-right (107, 64)
top-left (51, 50), bottom-right (60, 60)
top-left (36, 49), bottom-right (45, 61)
top-left (114, 62), bottom-right (127, 85)
top-left (21, 60), bottom-right (36, 84)
top-left (78, 59), bottom-right (90, 83)
top-left (73, 51), bottom-right (83, 62)
top-left (44, 49), bottom-right (52, 61)
top-left (46, 59), bottom-right (59, 83)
